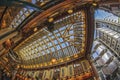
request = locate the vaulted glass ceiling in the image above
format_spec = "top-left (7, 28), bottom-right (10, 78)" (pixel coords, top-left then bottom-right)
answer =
top-left (14, 10), bottom-right (86, 68)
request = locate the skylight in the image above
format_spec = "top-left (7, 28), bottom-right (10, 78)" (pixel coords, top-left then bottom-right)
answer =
top-left (18, 11), bottom-right (86, 65)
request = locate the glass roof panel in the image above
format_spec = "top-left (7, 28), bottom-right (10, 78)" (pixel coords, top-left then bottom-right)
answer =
top-left (10, 8), bottom-right (34, 28)
top-left (18, 10), bottom-right (86, 65)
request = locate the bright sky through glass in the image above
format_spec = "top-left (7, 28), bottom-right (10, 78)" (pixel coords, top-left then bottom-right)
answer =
top-left (94, 9), bottom-right (119, 39)
top-left (95, 9), bottom-right (118, 22)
